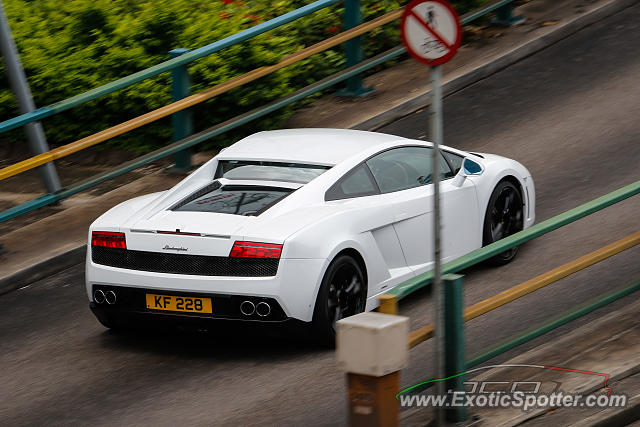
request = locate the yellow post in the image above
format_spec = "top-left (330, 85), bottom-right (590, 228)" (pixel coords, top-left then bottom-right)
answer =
top-left (378, 294), bottom-right (398, 315)
top-left (347, 372), bottom-right (400, 427)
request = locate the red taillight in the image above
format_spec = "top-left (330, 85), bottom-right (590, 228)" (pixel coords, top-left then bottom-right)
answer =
top-left (91, 231), bottom-right (126, 249)
top-left (229, 241), bottom-right (282, 259)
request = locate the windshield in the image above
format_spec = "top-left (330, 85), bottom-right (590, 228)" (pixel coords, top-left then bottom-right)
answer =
top-left (215, 160), bottom-right (329, 184)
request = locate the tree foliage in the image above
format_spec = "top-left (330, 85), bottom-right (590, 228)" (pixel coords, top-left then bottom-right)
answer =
top-left (0, 0), bottom-right (482, 151)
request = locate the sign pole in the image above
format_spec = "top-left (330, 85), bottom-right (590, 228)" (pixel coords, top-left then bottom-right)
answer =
top-left (401, 2), bottom-right (462, 424)
top-left (429, 64), bottom-right (445, 426)
top-left (0, 0), bottom-right (60, 194)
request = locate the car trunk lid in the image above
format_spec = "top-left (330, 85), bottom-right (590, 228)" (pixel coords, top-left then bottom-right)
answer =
top-left (123, 210), bottom-right (258, 256)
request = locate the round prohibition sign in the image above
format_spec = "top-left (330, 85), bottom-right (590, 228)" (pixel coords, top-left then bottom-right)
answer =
top-left (401, 0), bottom-right (462, 66)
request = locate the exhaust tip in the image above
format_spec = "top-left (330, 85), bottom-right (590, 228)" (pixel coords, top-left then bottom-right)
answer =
top-left (256, 301), bottom-right (271, 317)
top-left (93, 289), bottom-right (105, 304)
top-left (240, 300), bottom-right (255, 316)
top-left (105, 290), bottom-right (117, 305)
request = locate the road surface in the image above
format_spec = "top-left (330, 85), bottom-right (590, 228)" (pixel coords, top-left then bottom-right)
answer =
top-left (1, 4), bottom-right (639, 425)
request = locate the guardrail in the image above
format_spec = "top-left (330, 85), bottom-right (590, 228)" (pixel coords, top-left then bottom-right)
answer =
top-left (374, 181), bottom-right (639, 422)
top-left (405, 230), bottom-right (640, 347)
top-left (0, 0), bottom-right (520, 223)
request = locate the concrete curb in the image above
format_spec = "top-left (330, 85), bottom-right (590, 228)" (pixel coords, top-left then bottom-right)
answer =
top-left (353, 0), bottom-right (640, 131)
top-left (0, 245), bottom-right (86, 296)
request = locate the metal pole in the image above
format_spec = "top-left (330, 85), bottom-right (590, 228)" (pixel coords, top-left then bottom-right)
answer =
top-left (338, 0), bottom-right (372, 97)
top-left (443, 274), bottom-right (466, 423)
top-left (169, 48), bottom-right (193, 171)
top-left (429, 64), bottom-right (444, 425)
top-left (0, 0), bottom-right (60, 193)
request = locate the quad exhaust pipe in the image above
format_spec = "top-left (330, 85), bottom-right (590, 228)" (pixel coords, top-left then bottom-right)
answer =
top-left (93, 289), bottom-right (116, 305)
top-left (94, 289), bottom-right (105, 304)
top-left (240, 300), bottom-right (255, 316)
top-left (239, 300), bottom-right (271, 317)
top-left (256, 302), bottom-right (271, 317)
top-left (105, 290), bottom-right (117, 305)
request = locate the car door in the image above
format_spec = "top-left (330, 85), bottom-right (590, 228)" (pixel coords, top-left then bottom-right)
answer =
top-left (325, 163), bottom-right (413, 293)
top-left (365, 146), bottom-right (480, 277)
top-left (440, 151), bottom-right (482, 261)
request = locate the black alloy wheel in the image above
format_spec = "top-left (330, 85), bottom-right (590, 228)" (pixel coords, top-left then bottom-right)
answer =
top-left (483, 180), bottom-right (524, 265)
top-left (312, 255), bottom-right (366, 347)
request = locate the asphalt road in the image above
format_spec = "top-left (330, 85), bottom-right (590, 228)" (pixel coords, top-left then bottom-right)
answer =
top-left (2, 5), bottom-right (639, 426)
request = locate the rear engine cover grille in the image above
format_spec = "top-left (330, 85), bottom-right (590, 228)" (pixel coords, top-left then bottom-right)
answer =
top-left (92, 247), bottom-right (279, 277)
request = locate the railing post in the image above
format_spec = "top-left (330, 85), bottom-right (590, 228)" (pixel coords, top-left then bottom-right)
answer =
top-left (337, 312), bottom-right (408, 427)
top-left (492, 3), bottom-right (525, 26)
top-left (378, 294), bottom-right (398, 315)
top-left (338, 0), bottom-right (373, 97)
top-left (169, 48), bottom-right (193, 171)
top-left (443, 273), bottom-right (467, 423)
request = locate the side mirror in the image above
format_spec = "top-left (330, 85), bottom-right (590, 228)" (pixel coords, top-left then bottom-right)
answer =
top-left (452, 157), bottom-right (484, 187)
top-left (462, 158), bottom-right (484, 175)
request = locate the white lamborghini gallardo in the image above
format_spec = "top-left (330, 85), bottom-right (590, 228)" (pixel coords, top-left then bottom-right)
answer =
top-left (86, 129), bottom-right (535, 343)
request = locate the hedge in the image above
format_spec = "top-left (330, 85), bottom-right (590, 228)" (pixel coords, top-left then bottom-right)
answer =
top-left (0, 0), bottom-right (483, 152)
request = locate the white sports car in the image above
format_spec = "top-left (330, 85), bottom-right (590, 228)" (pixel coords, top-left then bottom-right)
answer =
top-left (86, 129), bottom-right (535, 343)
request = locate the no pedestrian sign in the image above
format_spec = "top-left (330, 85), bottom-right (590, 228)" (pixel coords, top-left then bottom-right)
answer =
top-left (401, 0), bottom-right (462, 66)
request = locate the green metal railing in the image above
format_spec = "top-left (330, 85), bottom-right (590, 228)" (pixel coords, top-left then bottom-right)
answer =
top-left (466, 279), bottom-right (640, 368)
top-left (404, 279), bottom-right (640, 396)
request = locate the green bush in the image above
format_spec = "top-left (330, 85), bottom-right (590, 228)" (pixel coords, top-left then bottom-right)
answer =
top-left (0, 0), bottom-right (482, 152)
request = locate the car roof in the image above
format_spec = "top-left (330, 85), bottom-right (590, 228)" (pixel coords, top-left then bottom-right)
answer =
top-left (216, 129), bottom-right (409, 166)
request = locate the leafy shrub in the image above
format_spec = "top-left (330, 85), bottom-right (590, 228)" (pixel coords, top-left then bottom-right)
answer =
top-left (1, 0), bottom-right (482, 152)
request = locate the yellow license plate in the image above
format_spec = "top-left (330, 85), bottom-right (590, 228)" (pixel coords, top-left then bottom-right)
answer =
top-left (146, 294), bottom-right (212, 314)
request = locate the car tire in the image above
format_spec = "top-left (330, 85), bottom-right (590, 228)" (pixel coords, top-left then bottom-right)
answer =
top-left (482, 180), bottom-right (524, 266)
top-left (312, 254), bottom-right (366, 347)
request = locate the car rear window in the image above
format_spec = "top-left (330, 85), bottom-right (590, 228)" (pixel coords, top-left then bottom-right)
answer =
top-left (215, 160), bottom-right (329, 184)
top-left (172, 185), bottom-right (292, 216)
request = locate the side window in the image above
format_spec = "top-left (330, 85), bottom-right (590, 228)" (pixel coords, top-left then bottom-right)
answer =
top-left (325, 164), bottom-right (379, 201)
top-left (463, 158), bottom-right (483, 175)
top-left (365, 146), bottom-right (452, 193)
top-left (442, 151), bottom-right (464, 176)
top-left (366, 147), bottom-right (429, 193)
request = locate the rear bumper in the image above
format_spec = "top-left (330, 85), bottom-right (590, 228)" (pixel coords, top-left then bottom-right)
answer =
top-left (86, 256), bottom-right (328, 322)
top-left (90, 302), bottom-right (309, 332)
top-left (91, 284), bottom-right (288, 322)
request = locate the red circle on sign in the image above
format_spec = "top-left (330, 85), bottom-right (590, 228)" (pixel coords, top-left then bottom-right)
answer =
top-left (401, 0), bottom-right (463, 66)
